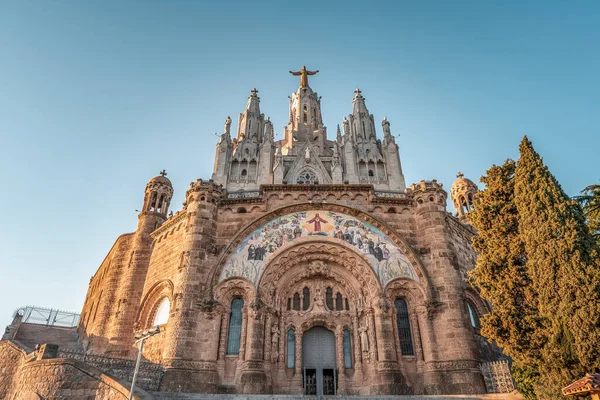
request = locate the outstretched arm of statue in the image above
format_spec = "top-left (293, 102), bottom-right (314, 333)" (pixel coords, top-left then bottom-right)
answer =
top-left (289, 71), bottom-right (302, 76)
top-left (307, 70), bottom-right (319, 75)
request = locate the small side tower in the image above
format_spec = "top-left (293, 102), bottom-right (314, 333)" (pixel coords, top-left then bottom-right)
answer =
top-left (450, 172), bottom-right (478, 220)
top-left (106, 171), bottom-right (173, 356)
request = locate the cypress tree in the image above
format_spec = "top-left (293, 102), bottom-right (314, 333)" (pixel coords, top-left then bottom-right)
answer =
top-left (513, 137), bottom-right (600, 398)
top-left (468, 160), bottom-right (543, 399)
top-left (576, 184), bottom-right (600, 245)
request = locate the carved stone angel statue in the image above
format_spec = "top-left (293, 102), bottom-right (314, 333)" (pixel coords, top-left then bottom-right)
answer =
top-left (224, 116), bottom-right (232, 135)
top-left (382, 116), bottom-right (391, 136)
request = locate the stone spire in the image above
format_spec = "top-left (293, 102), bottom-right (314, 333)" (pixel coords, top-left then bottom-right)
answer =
top-left (237, 88), bottom-right (264, 141)
top-left (350, 88), bottom-right (376, 140)
top-left (283, 67), bottom-right (326, 155)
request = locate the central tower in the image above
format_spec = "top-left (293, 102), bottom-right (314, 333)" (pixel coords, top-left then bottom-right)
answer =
top-left (212, 67), bottom-right (407, 193)
top-left (283, 66), bottom-right (329, 156)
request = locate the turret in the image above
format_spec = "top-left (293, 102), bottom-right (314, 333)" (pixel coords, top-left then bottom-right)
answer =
top-left (106, 171), bottom-right (173, 356)
top-left (411, 179), bottom-right (484, 393)
top-left (161, 179), bottom-right (222, 391)
top-left (450, 172), bottom-right (478, 220)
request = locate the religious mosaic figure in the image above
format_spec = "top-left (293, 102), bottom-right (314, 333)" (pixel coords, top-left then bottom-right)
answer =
top-left (307, 213), bottom-right (328, 232)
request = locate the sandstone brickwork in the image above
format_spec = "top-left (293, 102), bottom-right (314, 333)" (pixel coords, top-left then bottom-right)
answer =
top-left (1, 69), bottom-right (504, 397)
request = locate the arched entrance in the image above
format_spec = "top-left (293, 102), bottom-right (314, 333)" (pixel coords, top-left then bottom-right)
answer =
top-left (302, 326), bottom-right (337, 395)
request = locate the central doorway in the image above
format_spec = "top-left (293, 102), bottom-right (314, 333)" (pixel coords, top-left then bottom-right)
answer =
top-left (302, 326), bottom-right (337, 395)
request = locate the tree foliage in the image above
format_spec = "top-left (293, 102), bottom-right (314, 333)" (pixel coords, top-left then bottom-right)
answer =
top-left (469, 137), bottom-right (600, 399)
top-left (575, 184), bottom-right (600, 244)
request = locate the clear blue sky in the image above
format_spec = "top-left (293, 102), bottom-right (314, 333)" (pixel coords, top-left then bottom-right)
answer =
top-left (1, 1), bottom-right (598, 328)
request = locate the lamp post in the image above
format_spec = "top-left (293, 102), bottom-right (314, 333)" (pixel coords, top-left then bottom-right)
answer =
top-left (129, 326), bottom-right (160, 400)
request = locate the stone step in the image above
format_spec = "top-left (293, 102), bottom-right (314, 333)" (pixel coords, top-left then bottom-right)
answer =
top-left (151, 394), bottom-right (510, 400)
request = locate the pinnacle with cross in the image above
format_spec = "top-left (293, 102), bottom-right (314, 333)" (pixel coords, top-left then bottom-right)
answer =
top-left (457, 172), bottom-right (464, 179)
top-left (160, 170), bottom-right (167, 177)
top-left (354, 88), bottom-right (363, 99)
top-left (250, 88), bottom-right (259, 97)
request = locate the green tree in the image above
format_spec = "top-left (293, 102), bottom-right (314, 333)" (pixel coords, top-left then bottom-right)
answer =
top-left (470, 137), bottom-right (600, 399)
top-left (575, 184), bottom-right (600, 244)
top-left (468, 160), bottom-right (543, 399)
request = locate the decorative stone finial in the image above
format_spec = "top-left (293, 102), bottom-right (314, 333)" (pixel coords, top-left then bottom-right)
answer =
top-left (160, 170), bottom-right (167, 177)
top-left (250, 88), bottom-right (259, 97)
top-left (456, 172), bottom-right (464, 179)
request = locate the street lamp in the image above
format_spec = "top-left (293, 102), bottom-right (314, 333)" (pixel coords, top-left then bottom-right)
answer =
top-left (129, 325), bottom-right (160, 400)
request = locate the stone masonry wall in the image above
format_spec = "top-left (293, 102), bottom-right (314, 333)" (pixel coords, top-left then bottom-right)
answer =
top-left (80, 233), bottom-right (135, 353)
top-left (0, 341), bottom-right (26, 399)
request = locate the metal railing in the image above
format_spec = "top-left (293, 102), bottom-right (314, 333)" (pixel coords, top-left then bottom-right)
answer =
top-left (481, 360), bottom-right (516, 393)
top-left (13, 305), bottom-right (80, 327)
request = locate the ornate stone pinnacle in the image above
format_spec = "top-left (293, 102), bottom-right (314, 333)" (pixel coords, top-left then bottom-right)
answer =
top-left (457, 172), bottom-right (464, 179)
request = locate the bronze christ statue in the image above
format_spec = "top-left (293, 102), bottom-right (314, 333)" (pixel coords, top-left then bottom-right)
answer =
top-left (289, 65), bottom-right (319, 88)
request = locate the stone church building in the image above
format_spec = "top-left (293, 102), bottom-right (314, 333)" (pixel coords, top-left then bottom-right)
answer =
top-left (1, 67), bottom-right (506, 398)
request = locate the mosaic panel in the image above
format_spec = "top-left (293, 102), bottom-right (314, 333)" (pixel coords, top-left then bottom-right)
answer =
top-left (220, 211), bottom-right (418, 286)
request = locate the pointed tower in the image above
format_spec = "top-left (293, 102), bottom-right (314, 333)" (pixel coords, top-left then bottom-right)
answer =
top-left (451, 172), bottom-right (478, 220)
top-left (381, 116), bottom-right (407, 191)
top-left (283, 66), bottom-right (327, 156)
top-left (226, 89), bottom-right (271, 192)
top-left (212, 116), bottom-right (233, 186)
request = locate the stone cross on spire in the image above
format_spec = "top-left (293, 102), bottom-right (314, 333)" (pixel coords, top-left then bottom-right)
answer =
top-left (289, 65), bottom-right (319, 88)
top-left (250, 88), bottom-right (259, 97)
top-left (160, 170), bottom-right (167, 177)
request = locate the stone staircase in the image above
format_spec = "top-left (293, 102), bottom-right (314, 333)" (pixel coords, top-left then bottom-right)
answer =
top-left (151, 394), bottom-right (510, 400)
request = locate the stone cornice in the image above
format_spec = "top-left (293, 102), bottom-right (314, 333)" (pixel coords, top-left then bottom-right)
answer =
top-left (262, 184), bottom-right (375, 192)
top-left (151, 210), bottom-right (187, 240)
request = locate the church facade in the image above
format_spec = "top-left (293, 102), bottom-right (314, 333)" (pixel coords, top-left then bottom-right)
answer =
top-left (77, 68), bottom-right (499, 396)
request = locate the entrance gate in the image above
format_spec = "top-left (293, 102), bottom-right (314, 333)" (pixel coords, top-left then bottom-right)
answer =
top-left (302, 327), bottom-right (337, 395)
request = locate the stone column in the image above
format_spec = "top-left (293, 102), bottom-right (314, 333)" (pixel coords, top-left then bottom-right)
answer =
top-left (335, 329), bottom-right (347, 394)
top-left (239, 306), bottom-right (267, 393)
top-left (372, 299), bottom-right (405, 395)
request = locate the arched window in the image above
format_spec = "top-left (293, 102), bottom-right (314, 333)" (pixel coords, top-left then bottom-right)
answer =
top-left (245, 148), bottom-right (249, 155)
top-left (345, 298), bottom-right (350, 311)
top-left (303, 105), bottom-right (308, 124)
top-left (241, 169), bottom-right (247, 177)
top-left (153, 297), bottom-right (170, 326)
top-left (368, 169), bottom-right (374, 177)
top-left (466, 300), bottom-right (481, 329)
top-left (293, 293), bottom-right (300, 311)
top-left (287, 329), bottom-right (295, 368)
top-left (394, 298), bottom-right (414, 356)
top-left (326, 287), bottom-right (333, 310)
top-left (343, 329), bottom-right (353, 369)
top-left (335, 293), bottom-right (343, 311)
top-left (287, 298), bottom-right (291, 311)
top-left (303, 287), bottom-right (310, 311)
top-left (226, 298), bottom-right (244, 355)
top-left (149, 192), bottom-right (157, 211)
